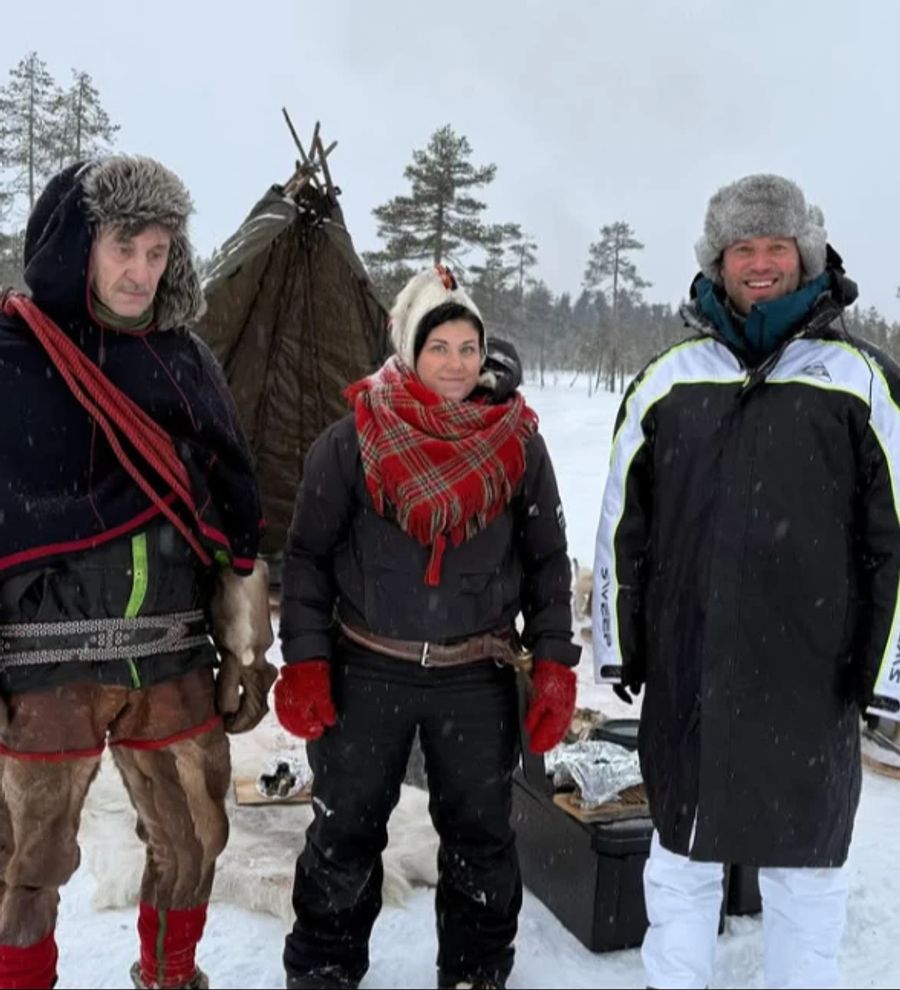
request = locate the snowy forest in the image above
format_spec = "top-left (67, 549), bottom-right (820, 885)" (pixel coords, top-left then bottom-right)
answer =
top-left (3, 50), bottom-right (900, 393)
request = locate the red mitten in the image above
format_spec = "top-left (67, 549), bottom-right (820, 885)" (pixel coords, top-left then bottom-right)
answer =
top-left (274, 660), bottom-right (337, 740)
top-left (523, 660), bottom-right (577, 754)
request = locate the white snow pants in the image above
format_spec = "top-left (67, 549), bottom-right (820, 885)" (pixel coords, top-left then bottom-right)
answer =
top-left (641, 832), bottom-right (848, 989)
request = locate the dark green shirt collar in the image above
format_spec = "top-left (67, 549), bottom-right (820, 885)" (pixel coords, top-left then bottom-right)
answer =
top-left (90, 288), bottom-right (154, 333)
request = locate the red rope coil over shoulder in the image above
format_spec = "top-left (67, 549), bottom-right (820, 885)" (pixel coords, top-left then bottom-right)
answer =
top-left (2, 292), bottom-right (211, 565)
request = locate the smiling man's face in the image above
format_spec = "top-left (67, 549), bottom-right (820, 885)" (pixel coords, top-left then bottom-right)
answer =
top-left (721, 236), bottom-right (802, 314)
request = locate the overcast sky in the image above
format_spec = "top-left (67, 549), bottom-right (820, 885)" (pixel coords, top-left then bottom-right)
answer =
top-left (7, 0), bottom-right (900, 318)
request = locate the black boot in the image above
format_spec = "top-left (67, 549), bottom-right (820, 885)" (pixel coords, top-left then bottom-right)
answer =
top-left (437, 971), bottom-right (506, 990)
top-left (130, 962), bottom-right (209, 989)
top-left (286, 967), bottom-right (360, 990)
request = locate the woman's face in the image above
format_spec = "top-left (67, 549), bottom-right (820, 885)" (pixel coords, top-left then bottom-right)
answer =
top-left (414, 319), bottom-right (482, 402)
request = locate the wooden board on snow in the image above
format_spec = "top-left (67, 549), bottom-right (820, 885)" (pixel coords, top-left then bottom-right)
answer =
top-left (862, 752), bottom-right (900, 781)
top-left (233, 776), bottom-right (313, 806)
top-left (861, 730), bottom-right (900, 781)
top-left (552, 783), bottom-right (650, 823)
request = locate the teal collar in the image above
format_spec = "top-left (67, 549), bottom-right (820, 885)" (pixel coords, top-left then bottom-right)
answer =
top-left (696, 273), bottom-right (830, 367)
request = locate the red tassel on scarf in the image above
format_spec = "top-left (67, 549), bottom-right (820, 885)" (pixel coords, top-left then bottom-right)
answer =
top-left (424, 533), bottom-right (447, 587)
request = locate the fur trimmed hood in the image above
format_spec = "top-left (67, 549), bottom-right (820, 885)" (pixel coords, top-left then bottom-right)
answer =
top-left (23, 155), bottom-right (204, 331)
top-left (695, 173), bottom-right (827, 286)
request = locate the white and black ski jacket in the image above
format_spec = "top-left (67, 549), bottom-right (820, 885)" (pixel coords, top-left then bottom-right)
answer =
top-left (593, 278), bottom-right (900, 866)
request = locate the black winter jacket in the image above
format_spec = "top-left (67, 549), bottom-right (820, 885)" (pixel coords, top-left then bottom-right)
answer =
top-left (593, 275), bottom-right (900, 867)
top-left (0, 163), bottom-right (261, 576)
top-left (281, 413), bottom-right (580, 668)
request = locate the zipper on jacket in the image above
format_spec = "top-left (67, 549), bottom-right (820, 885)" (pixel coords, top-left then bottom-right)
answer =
top-left (740, 347), bottom-right (784, 397)
top-left (124, 532), bottom-right (149, 688)
top-left (739, 324), bottom-right (823, 399)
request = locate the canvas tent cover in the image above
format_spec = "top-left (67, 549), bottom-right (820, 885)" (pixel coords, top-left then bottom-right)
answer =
top-left (196, 182), bottom-right (389, 557)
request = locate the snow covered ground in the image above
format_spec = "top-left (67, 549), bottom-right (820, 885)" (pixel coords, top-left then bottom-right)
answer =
top-left (58, 378), bottom-right (900, 989)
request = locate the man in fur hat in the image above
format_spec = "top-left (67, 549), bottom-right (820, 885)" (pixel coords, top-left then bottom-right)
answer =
top-left (593, 174), bottom-right (900, 989)
top-left (0, 157), bottom-right (276, 989)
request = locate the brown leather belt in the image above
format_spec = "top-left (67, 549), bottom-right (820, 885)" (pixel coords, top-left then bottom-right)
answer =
top-left (338, 619), bottom-right (533, 673)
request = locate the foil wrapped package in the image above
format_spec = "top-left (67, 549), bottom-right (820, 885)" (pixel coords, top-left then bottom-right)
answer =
top-left (544, 740), bottom-right (643, 808)
top-left (256, 754), bottom-right (313, 799)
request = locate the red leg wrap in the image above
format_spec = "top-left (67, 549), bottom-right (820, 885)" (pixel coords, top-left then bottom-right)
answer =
top-left (0, 931), bottom-right (58, 989)
top-left (137, 902), bottom-right (208, 988)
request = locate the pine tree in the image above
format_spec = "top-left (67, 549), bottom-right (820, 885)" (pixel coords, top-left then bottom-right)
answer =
top-left (0, 228), bottom-right (26, 289)
top-left (362, 258), bottom-right (416, 309)
top-left (56, 70), bottom-right (119, 167)
top-left (569, 289), bottom-right (605, 392)
top-left (504, 229), bottom-right (538, 357)
top-left (365, 125), bottom-right (498, 270)
top-left (0, 52), bottom-right (63, 213)
top-left (469, 243), bottom-right (516, 323)
top-left (552, 292), bottom-right (574, 372)
top-left (583, 221), bottom-right (651, 391)
top-left (525, 281), bottom-right (553, 387)
top-left (0, 185), bottom-right (12, 224)
top-left (507, 230), bottom-right (538, 303)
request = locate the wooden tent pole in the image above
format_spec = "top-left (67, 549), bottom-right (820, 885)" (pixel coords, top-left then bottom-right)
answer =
top-left (306, 121), bottom-right (324, 192)
top-left (314, 134), bottom-right (339, 203)
top-left (282, 108), bottom-right (323, 192)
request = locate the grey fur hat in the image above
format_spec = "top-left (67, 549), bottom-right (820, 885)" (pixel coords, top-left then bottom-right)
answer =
top-left (389, 265), bottom-right (484, 368)
top-left (82, 155), bottom-right (205, 329)
top-left (695, 174), bottom-right (827, 284)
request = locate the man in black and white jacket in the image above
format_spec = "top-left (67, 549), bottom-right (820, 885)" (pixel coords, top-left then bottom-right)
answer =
top-left (593, 173), bottom-right (900, 989)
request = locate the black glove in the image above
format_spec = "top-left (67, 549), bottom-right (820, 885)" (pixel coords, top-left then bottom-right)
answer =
top-left (599, 661), bottom-right (642, 706)
top-left (612, 683), bottom-right (635, 705)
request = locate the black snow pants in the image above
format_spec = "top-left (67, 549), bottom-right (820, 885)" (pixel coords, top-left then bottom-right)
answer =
top-left (283, 643), bottom-right (522, 987)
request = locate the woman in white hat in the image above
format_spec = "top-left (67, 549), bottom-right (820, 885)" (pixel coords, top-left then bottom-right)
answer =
top-left (274, 264), bottom-right (580, 990)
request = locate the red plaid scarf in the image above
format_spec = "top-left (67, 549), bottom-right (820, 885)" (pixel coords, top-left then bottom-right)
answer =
top-left (345, 356), bottom-right (538, 585)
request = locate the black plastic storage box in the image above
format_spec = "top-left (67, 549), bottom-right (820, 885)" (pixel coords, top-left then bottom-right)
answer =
top-left (511, 719), bottom-right (760, 953)
top-left (512, 732), bottom-right (658, 953)
top-left (512, 759), bottom-right (654, 952)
